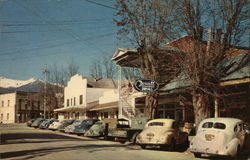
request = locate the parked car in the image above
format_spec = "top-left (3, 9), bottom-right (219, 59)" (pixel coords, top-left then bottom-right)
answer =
top-left (73, 119), bottom-right (99, 136)
top-left (48, 120), bottom-right (61, 130)
top-left (106, 117), bottom-right (150, 143)
top-left (64, 119), bottom-right (99, 135)
top-left (39, 119), bottom-right (56, 129)
top-left (26, 119), bottom-right (36, 127)
top-left (189, 117), bottom-right (250, 158)
top-left (85, 121), bottom-right (105, 137)
top-left (58, 119), bottom-right (75, 132)
top-left (31, 118), bottom-right (45, 128)
top-left (136, 119), bottom-right (189, 150)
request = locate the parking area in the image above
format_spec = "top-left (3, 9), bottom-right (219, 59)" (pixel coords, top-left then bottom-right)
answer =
top-left (0, 123), bottom-right (198, 160)
top-left (1, 123), bottom-right (249, 160)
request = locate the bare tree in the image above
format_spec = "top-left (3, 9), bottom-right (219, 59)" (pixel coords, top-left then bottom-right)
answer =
top-left (115, 0), bottom-right (249, 122)
top-left (122, 67), bottom-right (143, 80)
top-left (115, 0), bottom-right (181, 118)
top-left (89, 61), bottom-right (103, 79)
top-left (67, 59), bottom-right (80, 78)
top-left (173, 0), bottom-right (249, 127)
top-left (41, 60), bottom-right (80, 118)
top-left (89, 56), bottom-right (117, 79)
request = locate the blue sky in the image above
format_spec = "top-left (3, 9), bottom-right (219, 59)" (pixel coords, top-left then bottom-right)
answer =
top-left (0, 0), bottom-right (119, 80)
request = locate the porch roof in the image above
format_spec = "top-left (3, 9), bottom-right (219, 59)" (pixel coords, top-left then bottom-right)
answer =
top-left (54, 101), bottom-right (99, 113)
top-left (89, 101), bottom-right (118, 111)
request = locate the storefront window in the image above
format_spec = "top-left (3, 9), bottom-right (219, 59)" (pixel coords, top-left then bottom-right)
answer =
top-left (79, 95), bottom-right (83, 105)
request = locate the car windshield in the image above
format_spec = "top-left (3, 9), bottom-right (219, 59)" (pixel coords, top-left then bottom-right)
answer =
top-left (148, 122), bottom-right (164, 126)
top-left (202, 122), bottom-right (226, 130)
top-left (73, 120), bottom-right (82, 125)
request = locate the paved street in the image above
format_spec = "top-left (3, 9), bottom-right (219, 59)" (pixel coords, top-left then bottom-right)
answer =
top-left (1, 124), bottom-right (250, 160)
top-left (0, 124), bottom-right (201, 160)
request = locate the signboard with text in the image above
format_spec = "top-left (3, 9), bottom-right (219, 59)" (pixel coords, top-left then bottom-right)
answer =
top-left (133, 79), bottom-right (159, 92)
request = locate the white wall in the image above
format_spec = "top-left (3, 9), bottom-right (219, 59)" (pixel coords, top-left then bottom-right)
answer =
top-left (64, 74), bottom-right (87, 108)
top-left (0, 93), bottom-right (16, 123)
top-left (99, 89), bottom-right (119, 104)
top-left (86, 88), bottom-right (114, 103)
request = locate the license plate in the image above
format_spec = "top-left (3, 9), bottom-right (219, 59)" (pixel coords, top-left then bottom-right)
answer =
top-left (205, 134), bottom-right (215, 141)
top-left (146, 133), bottom-right (154, 137)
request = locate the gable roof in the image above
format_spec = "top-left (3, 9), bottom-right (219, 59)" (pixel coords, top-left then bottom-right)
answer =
top-left (84, 77), bottom-right (118, 89)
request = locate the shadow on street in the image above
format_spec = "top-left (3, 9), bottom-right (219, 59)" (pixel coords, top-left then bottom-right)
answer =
top-left (0, 132), bottom-right (95, 144)
top-left (1, 143), bottom-right (139, 159)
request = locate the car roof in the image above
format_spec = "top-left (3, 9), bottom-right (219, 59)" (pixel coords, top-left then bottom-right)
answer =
top-left (146, 118), bottom-right (175, 126)
top-left (199, 117), bottom-right (242, 128)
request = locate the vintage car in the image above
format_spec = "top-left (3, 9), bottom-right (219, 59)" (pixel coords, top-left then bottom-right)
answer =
top-left (64, 119), bottom-right (99, 135)
top-left (58, 119), bottom-right (75, 132)
top-left (136, 119), bottom-right (189, 150)
top-left (73, 119), bottom-right (99, 135)
top-left (48, 120), bottom-right (62, 131)
top-left (39, 119), bottom-right (57, 129)
top-left (26, 119), bottom-right (35, 127)
top-left (31, 118), bottom-right (45, 128)
top-left (106, 117), bottom-right (150, 143)
top-left (189, 117), bottom-right (250, 158)
top-left (84, 121), bottom-right (105, 137)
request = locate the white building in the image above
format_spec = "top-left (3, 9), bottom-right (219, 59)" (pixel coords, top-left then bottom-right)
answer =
top-left (54, 74), bottom-right (119, 120)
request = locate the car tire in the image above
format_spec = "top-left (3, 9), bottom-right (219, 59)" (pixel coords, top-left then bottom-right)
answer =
top-left (194, 153), bottom-right (201, 158)
top-left (168, 139), bottom-right (176, 151)
top-left (140, 145), bottom-right (146, 149)
top-left (131, 132), bottom-right (140, 144)
top-left (234, 145), bottom-right (241, 160)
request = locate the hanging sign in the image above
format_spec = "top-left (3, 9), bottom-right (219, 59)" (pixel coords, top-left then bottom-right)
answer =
top-left (133, 79), bottom-right (159, 92)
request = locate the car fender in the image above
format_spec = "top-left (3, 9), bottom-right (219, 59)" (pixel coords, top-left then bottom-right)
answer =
top-left (225, 138), bottom-right (239, 156)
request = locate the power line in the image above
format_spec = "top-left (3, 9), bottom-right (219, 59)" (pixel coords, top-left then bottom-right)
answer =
top-left (0, 27), bottom-right (116, 53)
top-left (11, 0), bottom-right (116, 58)
top-left (1, 20), bottom-right (113, 27)
top-left (85, 0), bottom-right (117, 10)
top-left (0, 32), bottom-right (116, 57)
top-left (0, 26), bottom-right (116, 34)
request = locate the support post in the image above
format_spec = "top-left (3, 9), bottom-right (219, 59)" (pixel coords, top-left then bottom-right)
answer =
top-left (118, 66), bottom-right (122, 118)
top-left (214, 98), bottom-right (219, 118)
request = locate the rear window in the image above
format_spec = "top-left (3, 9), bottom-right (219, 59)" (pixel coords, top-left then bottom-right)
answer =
top-left (214, 123), bottom-right (226, 129)
top-left (148, 122), bottom-right (164, 126)
top-left (202, 122), bottom-right (213, 128)
top-left (202, 122), bottom-right (226, 130)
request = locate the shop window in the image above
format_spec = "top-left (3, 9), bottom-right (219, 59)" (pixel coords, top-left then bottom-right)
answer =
top-left (79, 95), bottom-right (83, 105)
top-left (104, 112), bottom-right (108, 118)
top-left (67, 99), bottom-right (69, 107)
top-left (19, 99), bottom-right (22, 109)
top-left (38, 101), bottom-right (40, 110)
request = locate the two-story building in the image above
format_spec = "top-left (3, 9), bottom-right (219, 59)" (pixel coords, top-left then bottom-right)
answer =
top-left (54, 74), bottom-right (119, 120)
top-left (0, 91), bottom-right (44, 123)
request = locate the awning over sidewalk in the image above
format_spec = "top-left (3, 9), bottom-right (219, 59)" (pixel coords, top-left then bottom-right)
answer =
top-left (54, 101), bottom-right (99, 113)
top-left (89, 101), bottom-right (118, 111)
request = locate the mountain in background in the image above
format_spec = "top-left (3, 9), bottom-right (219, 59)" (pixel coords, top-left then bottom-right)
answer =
top-left (0, 77), bottom-right (45, 94)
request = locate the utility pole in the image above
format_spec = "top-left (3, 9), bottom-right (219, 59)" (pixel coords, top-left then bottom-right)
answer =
top-left (43, 65), bottom-right (49, 119)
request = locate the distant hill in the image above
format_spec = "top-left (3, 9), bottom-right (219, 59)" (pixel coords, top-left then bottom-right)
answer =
top-left (0, 77), bottom-right (46, 94)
